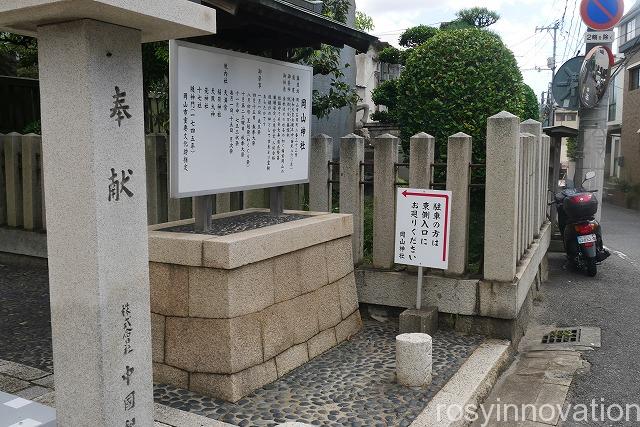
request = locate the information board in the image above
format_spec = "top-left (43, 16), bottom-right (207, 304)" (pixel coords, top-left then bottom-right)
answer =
top-left (169, 40), bottom-right (313, 197)
top-left (394, 188), bottom-right (452, 270)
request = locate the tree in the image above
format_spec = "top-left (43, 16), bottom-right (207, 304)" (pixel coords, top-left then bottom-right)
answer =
top-left (377, 46), bottom-right (403, 65)
top-left (399, 25), bottom-right (439, 48)
top-left (0, 33), bottom-right (38, 77)
top-left (566, 137), bottom-right (578, 162)
top-left (396, 28), bottom-right (525, 162)
top-left (355, 11), bottom-right (374, 32)
top-left (521, 84), bottom-right (540, 122)
top-left (456, 7), bottom-right (500, 28)
top-left (440, 7), bottom-right (500, 31)
top-left (370, 79), bottom-right (398, 123)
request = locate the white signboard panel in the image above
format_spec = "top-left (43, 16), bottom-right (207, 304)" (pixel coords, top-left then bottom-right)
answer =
top-left (169, 40), bottom-right (312, 197)
top-left (394, 188), bottom-right (452, 270)
top-left (584, 31), bottom-right (615, 43)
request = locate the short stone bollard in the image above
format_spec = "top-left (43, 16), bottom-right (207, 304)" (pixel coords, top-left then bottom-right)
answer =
top-left (396, 333), bottom-right (433, 387)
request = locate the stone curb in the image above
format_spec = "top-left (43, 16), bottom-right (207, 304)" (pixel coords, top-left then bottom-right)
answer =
top-left (409, 339), bottom-right (512, 427)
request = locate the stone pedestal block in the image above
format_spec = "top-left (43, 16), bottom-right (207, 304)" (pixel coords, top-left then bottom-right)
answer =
top-left (399, 307), bottom-right (438, 335)
top-left (396, 333), bottom-right (433, 387)
top-left (148, 210), bottom-right (363, 401)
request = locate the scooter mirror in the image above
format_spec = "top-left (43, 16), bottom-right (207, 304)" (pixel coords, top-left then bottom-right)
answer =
top-left (585, 171), bottom-right (596, 181)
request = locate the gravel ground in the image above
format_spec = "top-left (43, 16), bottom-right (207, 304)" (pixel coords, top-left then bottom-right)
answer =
top-left (154, 320), bottom-right (484, 427)
top-left (0, 253), bottom-right (485, 426)
top-left (162, 211), bottom-right (307, 236)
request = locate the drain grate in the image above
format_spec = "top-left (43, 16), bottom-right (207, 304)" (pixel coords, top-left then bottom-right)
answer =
top-left (541, 328), bottom-right (581, 344)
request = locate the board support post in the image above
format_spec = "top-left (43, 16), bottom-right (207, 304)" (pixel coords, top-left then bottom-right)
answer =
top-left (194, 195), bottom-right (213, 233)
top-left (270, 186), bottom-right (284, 216)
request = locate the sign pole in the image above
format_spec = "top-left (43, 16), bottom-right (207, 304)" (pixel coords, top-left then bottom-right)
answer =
top-left (194, 195), bottom-right (213, 232)
top-left (416, 266), bottom-right (423, 310)
top-left (270, 186), bottom-right (285, 216)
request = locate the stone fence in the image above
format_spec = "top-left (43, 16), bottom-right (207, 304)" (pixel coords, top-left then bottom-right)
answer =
top-left (0, 112), bottom-right (556, 344)
top-left (308, 112), bottom-right (554, 345)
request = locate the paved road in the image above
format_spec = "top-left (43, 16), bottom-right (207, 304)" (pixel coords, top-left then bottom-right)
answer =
top-left (534, 203), bottom-right (640, 425)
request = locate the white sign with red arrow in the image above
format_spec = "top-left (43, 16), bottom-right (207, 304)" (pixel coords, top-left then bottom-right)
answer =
top-left (395, 188), bottom-right (452, 270)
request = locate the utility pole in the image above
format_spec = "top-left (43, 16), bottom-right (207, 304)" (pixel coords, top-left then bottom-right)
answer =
top-left (536, 20), bottom-right (561, 125)
top-left (575, 30), bottom-right (611, 222)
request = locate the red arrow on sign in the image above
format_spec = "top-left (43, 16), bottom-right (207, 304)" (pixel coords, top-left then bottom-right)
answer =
top-left (402, 190), bottom-right (447, 198)
top-left (400, 190), bottom-right (450, 262)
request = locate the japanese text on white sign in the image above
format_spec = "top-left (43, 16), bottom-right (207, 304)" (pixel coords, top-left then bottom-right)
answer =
top-left (394, 188), bottom-right (452, 270)
top-left (169, 40), bottom-right (312, 197)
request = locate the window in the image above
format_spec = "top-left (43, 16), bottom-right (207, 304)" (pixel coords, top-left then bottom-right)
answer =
top-left (622, 19), bottom-right (636, 44)
top-left (630, 67), bottom-right (640, 91)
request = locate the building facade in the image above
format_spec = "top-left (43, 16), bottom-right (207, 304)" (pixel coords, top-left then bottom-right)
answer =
top-left (616, 2), bottom-right (640, 196)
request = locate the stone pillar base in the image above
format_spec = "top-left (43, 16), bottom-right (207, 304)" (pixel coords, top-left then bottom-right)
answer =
top-left (399, 307), bottom-right (438, 335)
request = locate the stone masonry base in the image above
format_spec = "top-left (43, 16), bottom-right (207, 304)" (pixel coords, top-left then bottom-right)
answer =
top-left (147, 210), bottom-right (362, 402)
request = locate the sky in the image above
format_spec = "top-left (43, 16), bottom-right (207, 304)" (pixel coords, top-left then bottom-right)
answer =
top-left (357, 0), bottom-right (634, 101)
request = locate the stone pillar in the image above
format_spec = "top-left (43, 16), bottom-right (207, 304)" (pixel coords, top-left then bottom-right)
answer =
top-left (168, 196), bottom-right (192, 221)
top-left (396, 333), bottom-right (432, 387)
top-left (21, 134), bottom-right (43, 230)
top-left (145, 134), bottom-right (161, 225)
top-left (409, 133), bottom-right (435, 189)
top-left (544, 135), bottom-right (554, 223)
top-left (373, 133), bottom-right (399, 269)
top-left (215, 193), bottom-right (231, 214)
top-left (284, 184), bottom-right (305, 211)
top-left (0, 134), bottom-right (6, 225)
top-left (309, 134), bottom-right (332, 212)
top-left (446, 133), bottom-right (472, 276)
top-left (517, 135), bottom-right (525, 260)
top-left (527, 134), bottom-right (535, 246)
top-left (520, 120), bottom-right (543, 235)
top-left (340, 134), bottom-right (364, 264)
top-left (3, 133), bottom-right (22, 227)
top-left (484, 112), bottom-right (520, 282)
top-left (243, 188), bottom-right (269, 208)
top-left (38, 20), bottom-right (153, 426)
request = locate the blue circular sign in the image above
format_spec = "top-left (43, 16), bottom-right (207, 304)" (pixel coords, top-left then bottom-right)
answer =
top-left (581, 0), bottom-right (624, 31)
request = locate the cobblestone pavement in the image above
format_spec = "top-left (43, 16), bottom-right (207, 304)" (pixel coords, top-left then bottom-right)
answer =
top-left (154, 321), bottom-right (484, 427)
top-left (0, 256), bottom-right (53, 372)
top-left (0, 255), bottom-right (485, 426)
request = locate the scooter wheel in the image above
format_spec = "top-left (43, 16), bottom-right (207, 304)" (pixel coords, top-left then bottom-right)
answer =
top-left (587, 258), bottom-right (597, 277)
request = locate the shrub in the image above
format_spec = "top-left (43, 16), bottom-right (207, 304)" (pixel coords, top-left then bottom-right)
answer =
top-left (396, 28), bottom-right (524, 162)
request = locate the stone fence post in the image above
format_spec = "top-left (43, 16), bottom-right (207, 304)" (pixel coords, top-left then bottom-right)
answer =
top-left (145, 134), bottom-right (163, 225)
top-left (409, 133), bottom-right (435, 189)
top-left (520, 120), bottom-right (543, 236)
top-left (309, 134), bottom-right (333, 212)
top-left (484, 112), bottom-right (521, 282)
top-left (446, 133), bottom-right (472, 276)
top-left (373, 133), bottom-right (399, 269)
top-left (0, 134), bottom-right (5, 225)
top-left (215, 193), bottom-right (231, 214)
top-left (340, 134), bottom-right (364, 264)
top-left (3, 133), bottom-right (22, 228)
top-left (543, 135), bottom-right (552, 222)
top-left (21, 134), bottom-right (43, 230)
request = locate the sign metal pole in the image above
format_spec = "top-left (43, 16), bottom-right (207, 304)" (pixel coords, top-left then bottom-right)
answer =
top-left (416, 266), bottom-right (423, 310)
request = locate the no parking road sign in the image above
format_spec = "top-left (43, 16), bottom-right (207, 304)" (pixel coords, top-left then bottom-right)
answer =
top-left (580, 0), bottom-right (624, 31)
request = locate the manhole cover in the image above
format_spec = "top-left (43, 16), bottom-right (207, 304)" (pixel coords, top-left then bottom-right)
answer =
top-left (541, 328), bottom-right (581, 344)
